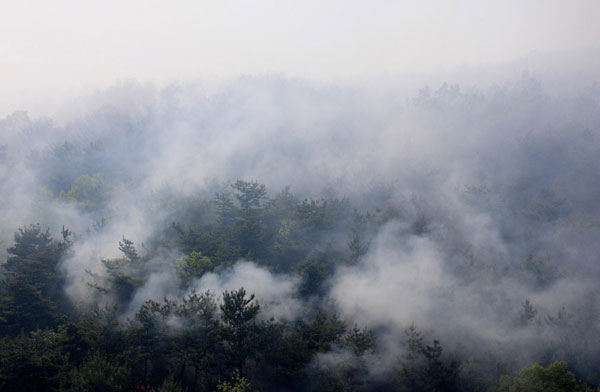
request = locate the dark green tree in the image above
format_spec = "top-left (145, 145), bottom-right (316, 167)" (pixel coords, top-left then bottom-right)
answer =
top-left (518, 299), bottom-right (538, 327)
top-left (0, 225), bottom-right (71, 334)
top-left (60, 352), bottom-right (131, 392)
top-left (220, 288), bottom-right (261, 377)
top-left (343, 325), bottom-right (375, 356)
top-left (297, 246), bottom-right (345, 297)
top-left (497, 361), bottom-right (595, 392)
top-left (128, 300), bottom-right (167, 380)
top-left (214, 192), bottom-right (238, 231)
top-left (171, 291), bottom-right (223, 390)
top-left (216, 373), bottom-right (256, 392)
top-left (394, 324), bottom-right (459, 392)
top-left (230, 181), bottom-right (268, 260)
top-left (0, 329), bottom-right (69, 391)
top-left (98, 237), bottom-right (145, 303)
top-left (312, 325), bottom-right (375, 392)
top-left (60, 173), bottom-right (111, 212)
top-left (157, 374), bottom-right (184, 392)
top-left (266, 310), bottom-right (347, 388)
top-left (231, 181), bottom-right (267, 213)
top-left (75, 305), bottom-right (125, 358)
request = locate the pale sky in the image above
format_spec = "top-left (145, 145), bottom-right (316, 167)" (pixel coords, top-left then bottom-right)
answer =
top-left (1, 0), bottom-right (599, 116)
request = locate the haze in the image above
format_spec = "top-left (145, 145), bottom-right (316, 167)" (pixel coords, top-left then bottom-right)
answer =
top-left (2, 0), bottom-right (600, 116)
top-left (2, 2), bottom-right (600, 390)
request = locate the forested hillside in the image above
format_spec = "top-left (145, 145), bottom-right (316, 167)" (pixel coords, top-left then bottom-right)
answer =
top-left (1, 77), bottom-right (600, 391)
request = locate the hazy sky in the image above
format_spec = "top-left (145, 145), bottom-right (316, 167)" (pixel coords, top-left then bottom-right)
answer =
top-left (1, 0), bottom-right (599, 116)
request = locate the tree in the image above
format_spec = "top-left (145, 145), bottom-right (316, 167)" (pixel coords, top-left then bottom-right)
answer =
top-left (217, 373), bottom-right (256, 392)
top-left (171, 291), bottom-right (223, 390)
top-left (229, 181), bottom-right (268, 259)
top-left (75, 305), bottom-right (126, 358)
top-left (297, 246), bottom-right (344, 298)
top-left (394, 324), bottom-right (459, 392)
top-left (0, 225), bottom-right (71, 334)
top-left (98, 237), bottom-right (145, 303)
top-left (214, 192), bottom-right (237, 231)
top-left (0, 329), bottom-right (69, 391)
top-left (518, 299), bottom-right (538, 327)
top-left (231, 181), bottom-right (266, 213)
top-left (343, 325), bottom-right (375, 356)
top-left (497, 361), bottom-right (596, 392)
top-left (118, 236), bottom-right (138, 261)
top-left (60, 173), bottom-right (111, 211)
top-left (265, 310), bottom-right (347, 388)
top-left (157, 374), bottom-right (184, 392)
top-left (61, 352), bottom-right (131, 392)
top-left (311, 325), bottom-right (375, 392)
top-left (220, 288), bottom-right (261, 377)
top-left (175, 251), bottom-right (213, 286)
top-left (129, 300), bottom-right (166, 380)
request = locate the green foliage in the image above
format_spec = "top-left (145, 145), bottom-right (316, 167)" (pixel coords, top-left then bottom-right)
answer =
top-left (6, 224), bottom-right (54, 258)
top-left (163, 182), bottom-right (358, 275)
top-left (268, 309), bottom-right (348, 385)
top-left (61, 352), bottom-right (131, 392)
top-left (214, 192), bottom-right (237, 232)
top-left (0, 329), bottom-right (68, 391)
top-left (295, 197), bottom-right (351, 234)
top-left (231, 180), bottom-right (267, 212)
top-left (343, 325), bottom-right (375, 355)
top-left (265, 186), bottom-right (297, 220)
top-left (220, 288), bottom-right (262, 377)
top-left (157, 375), bottom-right (183, 392)
top-left (394, 324), bottom-right (459, 392)
top-left (312, 353), bottom-right (368, 392)
top-left (0, 225), bottom-right (71, 334)
top-left (60, 173), bottom-right (111, 211)
top-left (216, 373), bottom-right (256, 392)
top-left (300, 310), bottom-right (347, 354)
top-left (311, 325), bottom-right (374, 392)
top-left (519, 299), bottom-right (538, 327)
top-left (75, 305), bottom-right (125, 357)
top-left (2, 181), bottom-right (600, 391)
top-left (175, 251), bottom-right (213, 284)
top-left (173, 291), bottom-right (223, 389)
top-left (118, 237), bottom-right (138, 261)
top-left (129, 300), bottom-right (167, 380)
top-left (297, 246), bottom-right (344, 297)
top-left (0, 276), bottom-right (57, 334)
top-left (498, 361), bottom-right (595, 392)
top-left (98, 237), bottom-right (146, 303)
top-left (347, 212), bottom-right (369, 265)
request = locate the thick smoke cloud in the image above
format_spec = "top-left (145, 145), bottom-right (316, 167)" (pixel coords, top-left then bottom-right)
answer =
top-left (1, 61), bottom-right (600, 383)
top-left (193, 261), bottom-right (303, 321)
top-left (330, 224), bottom-right (445, 329)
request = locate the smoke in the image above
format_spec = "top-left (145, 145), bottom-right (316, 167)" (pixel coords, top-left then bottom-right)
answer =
top-left (193, 261), bottom-right (303, 322)
top-left (1, 55), bottom-right (600, 383)
top-left (330, 223), bottom-right (446, 328)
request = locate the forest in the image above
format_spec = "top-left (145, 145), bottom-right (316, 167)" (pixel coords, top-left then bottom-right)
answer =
top-left (1, 75), bottom-right (600, 391)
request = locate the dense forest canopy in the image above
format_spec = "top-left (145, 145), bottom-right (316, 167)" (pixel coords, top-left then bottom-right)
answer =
top-left (1, 75), bottom-right (600, 391)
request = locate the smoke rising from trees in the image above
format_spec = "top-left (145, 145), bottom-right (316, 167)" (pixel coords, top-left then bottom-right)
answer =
top-left (1, 61), bottom-right (600, 389)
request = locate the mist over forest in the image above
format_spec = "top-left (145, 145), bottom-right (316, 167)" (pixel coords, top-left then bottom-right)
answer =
top-left (1, 63), bottom-right (600, 391)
